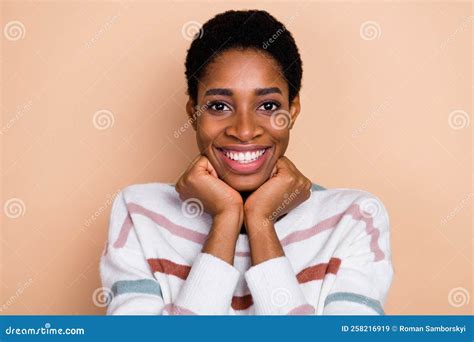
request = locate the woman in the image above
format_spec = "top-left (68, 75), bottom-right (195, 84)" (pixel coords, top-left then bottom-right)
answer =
top-left (100, 9), bottom-right (394, 315)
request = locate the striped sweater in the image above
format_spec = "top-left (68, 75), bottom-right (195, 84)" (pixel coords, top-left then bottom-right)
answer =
top-left (99, 182), bottom-right (394, 315)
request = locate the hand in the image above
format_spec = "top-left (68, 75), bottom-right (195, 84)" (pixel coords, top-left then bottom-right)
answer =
top-left (175, 155), bottom-right (244, 219)
top-left (244, 156), bottom-right (312, 225)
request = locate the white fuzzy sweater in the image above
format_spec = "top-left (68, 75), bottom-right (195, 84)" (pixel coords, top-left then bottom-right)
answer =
top-left (99, 182), bottom-right (393, 315)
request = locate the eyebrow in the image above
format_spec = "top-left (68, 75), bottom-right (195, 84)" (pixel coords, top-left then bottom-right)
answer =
top-left (203, 87), bottom-right (282, 97)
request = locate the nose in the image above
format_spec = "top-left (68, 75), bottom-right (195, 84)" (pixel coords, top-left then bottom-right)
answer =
top-left (225, 108), bottom-right (263, 142)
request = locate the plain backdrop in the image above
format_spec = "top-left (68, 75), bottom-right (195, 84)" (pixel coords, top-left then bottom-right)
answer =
top-left (1, 1), bottom-right (472, 315)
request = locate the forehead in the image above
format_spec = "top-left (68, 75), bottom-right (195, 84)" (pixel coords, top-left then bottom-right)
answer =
top-left (199, 49), bottom-right (288, 94)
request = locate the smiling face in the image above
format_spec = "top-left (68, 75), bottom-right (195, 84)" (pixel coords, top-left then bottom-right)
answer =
top-left (186, 48), bottom-right (301, 192)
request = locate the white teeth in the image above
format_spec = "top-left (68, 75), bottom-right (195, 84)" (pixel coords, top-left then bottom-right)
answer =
top-left (224, 149), bottom-right (266, 163)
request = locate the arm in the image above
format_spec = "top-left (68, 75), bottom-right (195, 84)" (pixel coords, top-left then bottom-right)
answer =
top-left (99, 190), bottom-right (165, 315)
top-left (321, 195), bottom-right (394, 315)
top-left (242, 157), bottom-right (315, 314)
top-left (100, 190), bottom-right (242, 315)
top-left (244, 215), bottom-right (314, 315)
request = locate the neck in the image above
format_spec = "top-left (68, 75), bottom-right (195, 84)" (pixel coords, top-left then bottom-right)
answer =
top-left (239, 190), bottom-right (253, 235)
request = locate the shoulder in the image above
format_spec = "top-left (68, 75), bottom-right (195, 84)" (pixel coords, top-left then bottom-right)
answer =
top-left (120, 182), bottom-right (177, 204)
top-left (308, 182), bottom-right (390, 231)
top-left (108, 182), bottom-right (180, 224)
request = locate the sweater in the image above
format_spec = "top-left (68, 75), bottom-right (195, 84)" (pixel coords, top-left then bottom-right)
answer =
top-left (99, 182), bottom-right (394, 315)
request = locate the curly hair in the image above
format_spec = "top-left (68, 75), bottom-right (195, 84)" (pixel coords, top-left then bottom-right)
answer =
top-left (184, 9), bottom-right (303, 103)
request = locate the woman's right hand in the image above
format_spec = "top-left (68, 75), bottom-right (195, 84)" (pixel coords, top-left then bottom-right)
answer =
top-left (175, 155), bottom-right (243, 220)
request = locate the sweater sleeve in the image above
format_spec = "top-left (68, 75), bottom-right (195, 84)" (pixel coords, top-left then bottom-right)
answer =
top-left (244, 194), bottom-right (394, 316)
top-left (244, 255), bottom-right (314, 315)
top-left (100, 190), bottom-right (240, 315)
top-left (321, 195), bottom-right (394, 315)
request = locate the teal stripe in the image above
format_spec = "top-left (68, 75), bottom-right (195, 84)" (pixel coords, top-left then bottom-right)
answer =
top-left (324, 292), bottom-right (385, 315)
top-left (111, 279), bottom-right (162, 297)
top-left (312, 183), bottom-right (326, 191)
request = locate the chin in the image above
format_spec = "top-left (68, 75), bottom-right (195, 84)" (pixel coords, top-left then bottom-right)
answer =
top-left (222, 174), bottom-right (267, 192)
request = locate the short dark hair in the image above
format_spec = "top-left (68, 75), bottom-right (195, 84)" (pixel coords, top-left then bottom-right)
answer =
top-left (184, 9), bottom-right (303, 103)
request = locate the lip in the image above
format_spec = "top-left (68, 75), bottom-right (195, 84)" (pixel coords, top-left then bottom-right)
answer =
top-left (214, 144), bottom-right (272, 175)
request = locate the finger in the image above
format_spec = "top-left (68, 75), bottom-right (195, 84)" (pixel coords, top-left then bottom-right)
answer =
top-left (194, 155), bottom-right (218, 178)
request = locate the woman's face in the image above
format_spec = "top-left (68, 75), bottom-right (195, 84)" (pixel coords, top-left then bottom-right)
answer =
top-left (187, 49), bottom-right (300, 192)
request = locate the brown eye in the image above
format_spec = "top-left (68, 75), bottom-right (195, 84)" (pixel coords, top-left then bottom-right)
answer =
top-left (258, 101), bottom-right (280, 111)
top-left (208, 102), bottom-right (231, 112)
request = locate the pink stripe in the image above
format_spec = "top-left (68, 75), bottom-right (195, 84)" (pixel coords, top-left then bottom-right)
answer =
top-left (127, 202), bottom-right (208, 244)
top-left (347, 204), bottom-right (385, 261)
top-left (113, 202), bottom-right (384, 261)
top-left (163, 303), bottom-right (197, 315)
top-left (113, 213), bottom-right (133, 248)
top-left (280, 212), bottom-right (342, 246)
top-left (280, 203), bottom-right (385, 261)
top-left (287, 304), bottom-right (316, 315)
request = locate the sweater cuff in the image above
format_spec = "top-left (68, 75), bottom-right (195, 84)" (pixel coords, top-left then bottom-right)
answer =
top-left (174, 252), bottom-right (240, 315)
top-left (244, 256), bottom-right (310, 314)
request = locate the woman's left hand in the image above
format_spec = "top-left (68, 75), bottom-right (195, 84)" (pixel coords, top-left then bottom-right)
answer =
top-left (244, 156), bottom-right (312, 226)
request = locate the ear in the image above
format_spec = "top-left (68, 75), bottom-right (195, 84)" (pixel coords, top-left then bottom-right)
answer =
top-left (288, 94), bottom-right (301, 129)
top-left (185, 97), bottom-right (198, 131)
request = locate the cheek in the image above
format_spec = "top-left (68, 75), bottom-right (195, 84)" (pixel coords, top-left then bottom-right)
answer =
top-left (266, 128), bottom-right (290, 154)
top-left (195, 120), bottom-right (221, 153)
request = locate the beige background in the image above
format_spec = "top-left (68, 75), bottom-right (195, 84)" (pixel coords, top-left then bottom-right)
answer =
top-left (1, 1), bottom-right (472, 315)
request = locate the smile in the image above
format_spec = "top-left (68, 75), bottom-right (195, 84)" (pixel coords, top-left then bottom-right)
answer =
top-left (222, 149), bottom-right (267, 164)
top-left (215, 145), bottom-right (272, 174)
